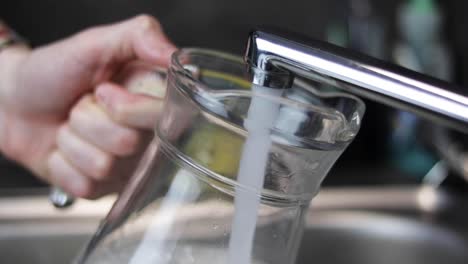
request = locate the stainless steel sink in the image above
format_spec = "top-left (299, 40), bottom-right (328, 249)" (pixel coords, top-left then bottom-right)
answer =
top-left (1, 186), bottom-right (467, 264)
top-left (299, 212), bottom-right (468, 264)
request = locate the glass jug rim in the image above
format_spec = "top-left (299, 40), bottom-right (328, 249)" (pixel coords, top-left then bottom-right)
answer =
top-left (170, 48), bottom-right (364, 110)
top-left (169, 48), bottom-right (366, 142)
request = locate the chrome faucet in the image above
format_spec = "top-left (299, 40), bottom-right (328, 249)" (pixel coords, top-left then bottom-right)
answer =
top-left (245, 28), bottom-right (468, 133)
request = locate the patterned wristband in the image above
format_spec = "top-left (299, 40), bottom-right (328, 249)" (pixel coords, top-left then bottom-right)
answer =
top-left (0, 20), bottom-right (27, 52)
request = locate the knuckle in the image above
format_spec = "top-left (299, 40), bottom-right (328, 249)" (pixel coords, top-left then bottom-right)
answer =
top-left (92, 154), bottom-right (113, 180)
top-left (69, 96), bottom-right (92, 123)
top-left (69, 106), bottom-right (82, 124)
top-left (134, 14), bottom-right (160, 31)
top-left (69, 103), bottom-right (83, 122)
top-left (114, 130), bottom-right (140, 156)
top-left (110, 104), bottom-right (130, 124)
top-left (56, 125), bottom-right (69, 146)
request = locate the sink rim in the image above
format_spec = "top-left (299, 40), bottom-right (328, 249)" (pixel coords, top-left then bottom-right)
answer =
top-left (1, 186), bottom-right (468, 264)
top-left (0, 185), bottom-right (465, 220)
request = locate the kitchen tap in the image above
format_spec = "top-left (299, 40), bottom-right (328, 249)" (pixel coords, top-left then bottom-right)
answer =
top-left (245, 28), bottom-right (468, 133)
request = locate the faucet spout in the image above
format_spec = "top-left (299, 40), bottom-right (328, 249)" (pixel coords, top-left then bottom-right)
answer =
top-left (245, 28), bottom-right (468, 133)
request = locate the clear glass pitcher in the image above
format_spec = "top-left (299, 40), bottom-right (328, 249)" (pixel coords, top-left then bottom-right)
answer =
top-left (75, 48), bottom-right (365, 264)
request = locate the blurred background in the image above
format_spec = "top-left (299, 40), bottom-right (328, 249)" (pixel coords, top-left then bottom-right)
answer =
top-left (0, 0), bottom-right (467, 190)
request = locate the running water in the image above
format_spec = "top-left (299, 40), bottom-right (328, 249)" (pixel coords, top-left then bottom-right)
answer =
top-left (227, 84), bottom-right (284, 264)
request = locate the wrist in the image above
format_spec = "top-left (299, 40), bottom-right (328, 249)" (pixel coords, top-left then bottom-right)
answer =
top-left (0, 46), bottom-right (31, 165)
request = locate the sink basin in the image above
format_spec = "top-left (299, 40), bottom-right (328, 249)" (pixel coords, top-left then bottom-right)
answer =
top-left (1, 187), bottom-right (467, 264)
top-left (299, 211), bottom-right (468, 264)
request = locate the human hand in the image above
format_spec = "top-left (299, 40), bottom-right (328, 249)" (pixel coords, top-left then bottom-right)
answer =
top-left (53, 62), bottom-right (167, 199)
top-left (0, 15), bottom-right (176, 198)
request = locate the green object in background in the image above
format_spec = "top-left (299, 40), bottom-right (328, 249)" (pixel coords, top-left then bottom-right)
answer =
top-left (410, 0), bottom-right (435, 13)
top-left (389, 0), bottom-right (448, 179)
top-left (326, 22), bottom-right (348, 48)
top-left (391, 145), bottom-right (437, 176)
top-left (389, 112), bottom-right (438, 177)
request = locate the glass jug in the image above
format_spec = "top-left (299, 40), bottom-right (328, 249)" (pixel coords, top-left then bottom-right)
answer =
top-left (75, 48), bottom-right (365, 264)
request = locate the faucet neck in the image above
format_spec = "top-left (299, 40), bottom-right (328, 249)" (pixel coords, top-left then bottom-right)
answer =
top-left (245, 28), bottom-right (468, 133)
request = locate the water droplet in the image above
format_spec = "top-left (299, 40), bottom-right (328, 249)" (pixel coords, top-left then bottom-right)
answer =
top-left (305, 161), bottom-right (319, 170)
top-left (273, 233), bottom-right (278, 239)
top-left (212, 223), bottom-right (219, 230)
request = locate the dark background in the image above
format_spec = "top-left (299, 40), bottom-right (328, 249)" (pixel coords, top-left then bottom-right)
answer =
top-left (1, 0), bottom-right (467, 188)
